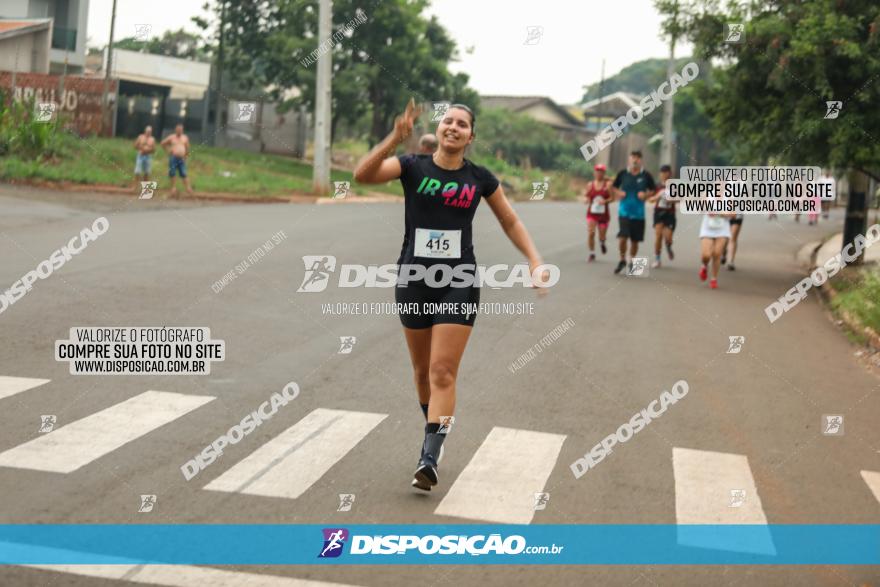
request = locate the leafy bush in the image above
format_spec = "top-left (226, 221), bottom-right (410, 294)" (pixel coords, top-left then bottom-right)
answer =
top-left (0, 92), bottom-right (74, 160)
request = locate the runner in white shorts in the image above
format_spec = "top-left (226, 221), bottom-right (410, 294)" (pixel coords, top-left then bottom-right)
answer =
top-left (698, 213), bottom-right (732, 289)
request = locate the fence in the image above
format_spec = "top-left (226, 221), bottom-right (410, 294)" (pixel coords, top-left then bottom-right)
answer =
top-left (0, 71), bottom-right (117, 136)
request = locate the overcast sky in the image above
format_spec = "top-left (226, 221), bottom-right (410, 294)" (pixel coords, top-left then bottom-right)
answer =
top-left (86, 0), bottom-right (690, 105)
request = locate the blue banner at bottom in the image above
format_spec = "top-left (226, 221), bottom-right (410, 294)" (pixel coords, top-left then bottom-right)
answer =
top-left (0, 525), bottom-right (877, 565)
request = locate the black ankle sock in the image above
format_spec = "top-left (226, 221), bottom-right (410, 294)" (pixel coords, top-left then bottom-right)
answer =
top-left (420, 403), bottom-right (429, 420)
top-left (423, 423), bottom-right (446, 463)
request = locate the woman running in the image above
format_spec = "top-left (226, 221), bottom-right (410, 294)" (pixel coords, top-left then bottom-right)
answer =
top-left (724, 214), bottom-right (743, 270)
top-left (650, 164), bottom-right (676, 268)
top-left (584, 163), bottom-right (612, 262)
top-left (698, 212), bottom-right (733, 289)
top-left (353, 99), bottom-right (548, 491)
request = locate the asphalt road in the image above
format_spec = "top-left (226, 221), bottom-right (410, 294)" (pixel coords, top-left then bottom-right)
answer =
top-left (0, 184), bottom-right (877, 586)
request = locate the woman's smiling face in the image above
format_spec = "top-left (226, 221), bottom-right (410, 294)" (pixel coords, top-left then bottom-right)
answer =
top-left (436, 107), bottom-right (474, 152)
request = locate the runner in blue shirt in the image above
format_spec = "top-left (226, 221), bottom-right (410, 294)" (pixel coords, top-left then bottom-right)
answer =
top-left (612, 151), bottom-right (656, 274)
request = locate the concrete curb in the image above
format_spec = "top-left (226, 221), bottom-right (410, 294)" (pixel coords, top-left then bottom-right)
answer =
top-left (2, 178), bottom-right (401, 205)
top-left (810, 233), bottom-right (880, 351)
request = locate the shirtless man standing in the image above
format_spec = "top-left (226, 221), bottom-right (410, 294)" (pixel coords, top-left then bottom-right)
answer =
top-left (133, 126), bottom-right (156, 185)
top-left (161, 124), bottom-right (193, 196)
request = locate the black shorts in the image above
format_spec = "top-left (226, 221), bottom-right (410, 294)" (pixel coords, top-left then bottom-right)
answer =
top-left (729, 217), bottom-right (744, 226)
top-left (653, 210), bottom-right (677, 230)
top-left (395, 281), bottom-right (480, 329)
top-left (617, 217), bottom-right (646, 242)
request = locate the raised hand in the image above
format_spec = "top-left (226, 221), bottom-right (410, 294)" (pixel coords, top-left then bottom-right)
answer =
top-left (393, 98), bottom-right (423, 142)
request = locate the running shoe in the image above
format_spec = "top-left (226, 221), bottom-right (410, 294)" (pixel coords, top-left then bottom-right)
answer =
top-left (600, 242), bottom-right (607, 254)
top-left (699, 265), bottom-right (708, 281)
top-left (709, 278), bottom-right (718, 289)
top-left (651, 259), bottom-right (661, 269)
top-left (666, 243), bottom-right (674, 260)
top-left (412, 456), bottom-right (438, 491)
top-left (728, 264), bottom-right (736, 271)
top-left (588, 253), bottom-right (596, 262)
top-left (614, 260), bottom-right (627, 274)
top-left (721, 254), bottom-right (727, 265)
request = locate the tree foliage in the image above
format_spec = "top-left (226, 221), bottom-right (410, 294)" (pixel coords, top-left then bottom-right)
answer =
top-left (112, 28), bottom-right (209, 61)
top-left (657, 0), bottom-right (880, 178)
top-left (197, 0), bottom-right (477, 143)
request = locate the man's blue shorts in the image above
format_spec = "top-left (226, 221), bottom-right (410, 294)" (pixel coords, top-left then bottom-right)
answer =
top-left (168, 156), bottom-right (187, 178)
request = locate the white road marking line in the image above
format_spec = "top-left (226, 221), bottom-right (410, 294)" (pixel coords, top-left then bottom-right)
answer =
top-left (434, 426), bottom-right (567, 524)
top-left (673, 447), bottom-right (775, 554)
top-left (860, 470), bottom-right (880, 503)
top-left (0, 391), bottom-right (214, 473)
top-left (204, 408), bottom-right (386, 499)
top-left (0, 376), bottom-right (50, 400)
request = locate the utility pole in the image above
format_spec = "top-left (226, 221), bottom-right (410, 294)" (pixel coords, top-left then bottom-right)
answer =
top-left (213, 0), bottom-right (226, 146)
top-left (102, 0), bottom-right (118, 136)
top-left (660, 0), bottom-right (678, 168)
top-left (312, 0), bottom-right (332, 195)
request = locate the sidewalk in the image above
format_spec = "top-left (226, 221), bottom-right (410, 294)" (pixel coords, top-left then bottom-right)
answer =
top-left (815, 232), bottom-right (880, 267)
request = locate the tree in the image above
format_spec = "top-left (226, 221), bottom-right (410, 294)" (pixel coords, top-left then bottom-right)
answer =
top-left (112, 28), bottom-right (209, 61)
top-left (197, 0), bottom-right (477, 143)
top-left (580, 57), bottom-right (694, 103)
top-left (657, 0), bottom-right (880, 179)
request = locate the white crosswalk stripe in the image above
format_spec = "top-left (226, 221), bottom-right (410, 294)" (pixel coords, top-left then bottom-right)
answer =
top-left (860, 470), bottom-right (880, 503)
top-left (672, 447), bottom-right (775, 554)
top-left (0, 390), bottom-right (214, 473)
top-left (434, 426), bottom-right (567, 524)
top-left (204, 408), bottom-right (387, 499)
top-left (0, 376), bottom-right (50, 401)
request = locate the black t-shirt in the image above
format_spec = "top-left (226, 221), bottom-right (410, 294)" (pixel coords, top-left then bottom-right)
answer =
top-left (396, 154), bottom-right (500, 267)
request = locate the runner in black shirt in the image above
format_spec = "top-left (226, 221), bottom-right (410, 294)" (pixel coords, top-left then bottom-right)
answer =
top-left (354, 99), bottom-right (548, 492)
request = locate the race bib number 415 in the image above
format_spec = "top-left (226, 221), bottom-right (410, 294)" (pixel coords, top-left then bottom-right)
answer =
top-left (414, 228), bottom-right (461, 258)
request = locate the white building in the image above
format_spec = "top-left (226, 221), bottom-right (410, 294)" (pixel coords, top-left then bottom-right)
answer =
top-left (0, 0), bottom-right (89, 74)
top-left (0, 19), bottom-right (51, 73)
